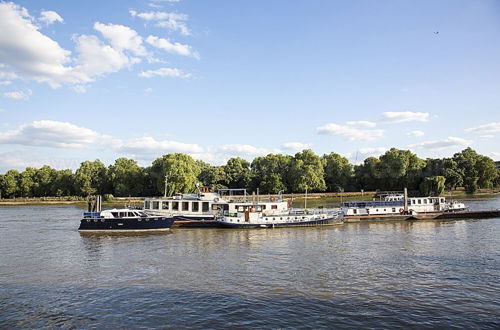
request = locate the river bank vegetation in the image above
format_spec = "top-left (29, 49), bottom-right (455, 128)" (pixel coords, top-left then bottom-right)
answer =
top-left (0, 147), bottom-right (498, 199)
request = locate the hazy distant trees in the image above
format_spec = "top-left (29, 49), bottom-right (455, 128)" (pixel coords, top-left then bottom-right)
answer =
top-left (0, 147), bottom-right (498, 198)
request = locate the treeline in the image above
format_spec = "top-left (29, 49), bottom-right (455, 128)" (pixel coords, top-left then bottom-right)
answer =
top-left (0, 147), bottom-right (498, 199)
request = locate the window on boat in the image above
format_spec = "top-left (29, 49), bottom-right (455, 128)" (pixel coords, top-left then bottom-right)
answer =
top-left (424, 199), bottom-right (427, 204)
top-left (153, 201), bottom-right (159, 209)
top-left (144, 201), bottom-right (151, 209)
top-left (111, 212), bottom-right (119, 218)
top-left (353, 209), bottom-right (357, 214)
top-left (440, 198), bottom-right (445, 203)
top-left (418, 199), bottom-right (422, 204)
top-left (408, 200), bottom-right (412, 205)
top-left (202, 202), bottom-right (209, 212)
top-left (127, 212), bottom-right (135, 217)
top-left (172, 202), bottom-right (179, 211)
top-left (182, 202), bottom-right (189, 211)
top-left (256, 206), bottom-right (262, 212)
top-left (119, 212), bottom-right (126, 217)
top-left (162, 201), bottom-right (169, 210)
top-left (271, 205), bottom-right (278, 210)
top-left (392, 208), bottom-right (396, 212)
top-left (262, 205), bottom-right (266, 209)
top-left (192, 202), bottom-right (199, 212)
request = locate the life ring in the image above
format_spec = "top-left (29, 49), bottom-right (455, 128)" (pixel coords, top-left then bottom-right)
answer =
top-left (287, 200), bottom-right (293, 207)
top-left (270, 196), bottom-right (276, 202)
top-left (399, 208), bottom-right (404, 214)
top-left (214, 197), bottom-right (219, 202)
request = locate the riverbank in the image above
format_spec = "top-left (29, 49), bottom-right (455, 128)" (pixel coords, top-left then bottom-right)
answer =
top-left (1, 188), bottom-right (499, 206)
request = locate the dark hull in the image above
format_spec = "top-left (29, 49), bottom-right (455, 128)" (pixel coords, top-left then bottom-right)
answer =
top-left (218, 215), bottom-right (344, 228)
top-left (79, 216), bottom-right (175, 232)
top-left (171, 215), bottom-right (220, 228)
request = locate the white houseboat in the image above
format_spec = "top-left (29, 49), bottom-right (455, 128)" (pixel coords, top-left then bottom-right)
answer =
top-left (216, 199), bottom-right (344, 228)
top-left (342, 194), bottom-right (467, 217)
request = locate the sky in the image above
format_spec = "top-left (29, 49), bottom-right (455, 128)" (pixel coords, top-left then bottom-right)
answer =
top-left (0, 0), bottom-right (499, 172)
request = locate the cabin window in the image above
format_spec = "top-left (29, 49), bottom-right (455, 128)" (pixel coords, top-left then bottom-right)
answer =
top-left (212, 204), bottom-right (220, 210)
top-left (408, 200), bottom-right (412, 205)
top-left (384, 209), bottom-right (386, 212)
top-left (237, 206), bottom-right (245, 212)
top-left (440, 198), bottom-right (445, 203)
top-left (144, 201), bottom-right (151, 209)
top-left (424, 199), bottom-right (427, 204)
top-left (182, 202), bottom-right (189, 211)
top-left (353, 209), bottom-right (357, 214)
top-left (192, 202), bottom-right (199, 212)
top-left (256, 206), bottom-right (262, 212)
top-left (162, 201), bottom-right (169, 210)
top-left (119, 212), bottom-right (126, 217)
top-left (153, 201), bottom-right (160, 209)
top-left (418, 199), bottom-right (422, 204)
top-left (172, 202), bottom-right (179, 211)
top-left (111, 212), bottom-right (119, 217)
top-left (271, 205), bottom-right (278, 209)
top-left (392, 208), bottom-right (396, 212)
top-left (202, 202), bottom-right (209, 212)
top-left (262, 205), bottom-right (266, 210)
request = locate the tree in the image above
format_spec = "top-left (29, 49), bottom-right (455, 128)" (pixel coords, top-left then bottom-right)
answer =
top-left (288, 149), bottom-right (326, 192)
top-left (419, 176), bottom-right (446, 196)
top-left (223, 157), bottom-right (252, 189)
top-left (34, 165), bottom-right (57, 196)
top-left (354, 157), bottom-right (380, 191)
top-left (453, 148), bottom-right (480, 194)
top-left (441, 158), bottom-right (463, 190)
top-left (53, 169), bottom-right (75, 196)
top-left (108, 158), bottom-right (145, 196)
top-left (376, 148), bottom-right (426, 190)
top-left (74, 160), bottom-right (109, 196)
top-left (322, 152), bottom-right (353, 192)
top-left (18, 167), bottom-right (37, 197)
top-left (251, 154), bottom-right (292, 193)
top-left (150, 153), bottom-right (201, 196)
top-left (197, 160), bottom-right (227, 189)
top-left (476, 155), bottom-right (498, 188)
top-left (1, 170), bottom-right (20, 198)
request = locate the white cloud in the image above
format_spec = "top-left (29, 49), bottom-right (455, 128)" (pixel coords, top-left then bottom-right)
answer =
top-left (0, 80), bottom-right (12, 85)
top-left (94, 22), bottom-right (148, 56)
top-left (0, 120), bottom-right (120, 148)
top-left (3, 89), bottom-right (32, 100)
top-left (380, 111), bottom-right (430, 123)
top-left (408, 136), bottom-right (472, 150)
top-left (407, 130), bottom-right (425, 137)
top-left (129, 10), bottom-right (190, 35)
top-left (39, 10), bottom-right (63, 25)
top-left (0, 2), bottom-right (85, 88)
top-left (146, 35), bottom-right (199, 58)
top-left (144, 87), bottom-right (153, 94)
top-left (317, 123), bottom-right (384, 141)
top-left (73, 34), bottom-right (136, 78)
top-left (281, 142), bottom-right (312, 152)
top-left (118, 136), bottom-right (203, 155)
top-left (346, 120), bottom-right (377, 128)
top-left (218, 144), bottom-right (277, 157)
top-left (491, 152), bottom-right (500, 160)
top-left (139, 67), bottom-right (191, 78)
top-left (479, 135), bottom-right (495, 139)
top-left (465, 122), bottom-right (500, 134)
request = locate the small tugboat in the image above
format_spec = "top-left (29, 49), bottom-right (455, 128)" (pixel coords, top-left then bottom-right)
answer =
top-left (78, 196), bottom-right (174, 232)
top-left (216, 195), bottom-right (344, 228)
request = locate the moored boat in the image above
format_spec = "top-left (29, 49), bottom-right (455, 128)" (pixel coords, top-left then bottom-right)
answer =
top-left (78, 196), bottom-right (174, 232)
top-left (216, 199), bottom-right (344, 228)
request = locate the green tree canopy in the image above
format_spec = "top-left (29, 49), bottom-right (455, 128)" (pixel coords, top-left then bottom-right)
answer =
top-left (289, 149), bottom-right (326, 192)
top-left (0, 170), bottom-right (20, 198)
top-left (419, 176), bottom-right (446, 196)
top-left (376, 148), bottom-right (426, 190)
top-left (74, 160), bottom-right (109, 196)
top-left (223, 157), bottom-right (252, 189)
top-left (109, 158), bottom-right (145, 196)
top-left (251, 153), bottom-right (292, 193)
top-left (150, 153), bottom-right (201, 196)
top-left (322, 152), bottom-right (353, 192)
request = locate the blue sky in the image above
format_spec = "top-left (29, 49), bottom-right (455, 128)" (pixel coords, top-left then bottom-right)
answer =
top-left (0, 0), bottom-right (499, 172)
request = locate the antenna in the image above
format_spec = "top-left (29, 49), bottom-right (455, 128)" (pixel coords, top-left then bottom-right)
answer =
top-left (163, 172), bottom-right (169, 198)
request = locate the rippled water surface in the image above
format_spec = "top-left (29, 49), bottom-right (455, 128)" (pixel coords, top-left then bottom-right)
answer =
top-left (1, 196), bottom-right (499, 328)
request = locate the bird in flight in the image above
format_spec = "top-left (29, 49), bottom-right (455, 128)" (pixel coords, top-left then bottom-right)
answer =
top-left (434, 31), bottom-right (439, 34)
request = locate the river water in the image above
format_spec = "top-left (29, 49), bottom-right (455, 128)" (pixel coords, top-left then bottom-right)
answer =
top-left (1, 196), bottom-right (499, 328)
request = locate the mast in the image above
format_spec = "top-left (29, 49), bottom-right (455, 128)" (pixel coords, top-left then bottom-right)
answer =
top-left (304, 188), bottom-right (308, 209)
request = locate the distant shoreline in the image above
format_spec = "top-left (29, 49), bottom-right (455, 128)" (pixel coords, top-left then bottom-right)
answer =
top-left (1, 189), bottom-right (499, 206)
